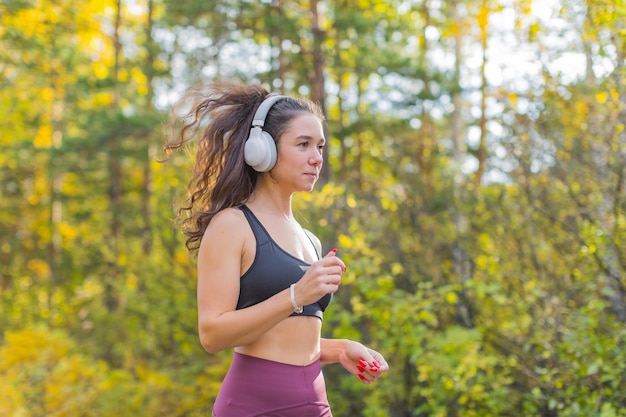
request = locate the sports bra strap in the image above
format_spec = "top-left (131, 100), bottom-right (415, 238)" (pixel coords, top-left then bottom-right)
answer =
top-left (303, 230), bottom-right (321, 260)
top-left (241, 205), bottom-right (320, 259)
top-left (239, 205), bottom-right (271, 246)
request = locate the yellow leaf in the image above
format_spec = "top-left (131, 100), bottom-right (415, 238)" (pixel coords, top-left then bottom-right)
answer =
top-left (118, 68), bottom-right (129, 82)
top-left (0, 328), bottom-right (69, 369)
top-left (478, 6), bottom-right (489, 29)
top-left (59, 222), bottom-right (77, 241)
top-left (131, 67), bottom-right (148, 84)
top-left (391, 262), bottom-right (404, 275)
top-left (611, 89), bottom-right (619, 101)
top-left (475, 255), bottom-right (488, 269)
top-left (80, 91), bottom-right (113, 108)
top-left (418, 310), bottom-right (438, 326)
top-left (27, 259), bottom-right (51, 279)
top-left (137, 84), bottom-right (149, 96)
top-left (40, 87), bottom-right (55, 102)
top-left (34, 124), bottom-right (53, 148)
top-left (126, 273), bottom-right (138, 290)
top-left (93, 62), bottom-right (109, 79)
top-left (446, 291), bottom-right (458, 304)
top-left (338, 234), bottom-right (353, 249)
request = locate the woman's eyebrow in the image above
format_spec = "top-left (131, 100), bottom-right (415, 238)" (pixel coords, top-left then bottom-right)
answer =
top-left (296, 135), bottom-right (326, 144)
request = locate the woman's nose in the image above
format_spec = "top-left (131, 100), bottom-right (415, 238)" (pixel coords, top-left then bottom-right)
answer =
top-left (310, 150), bottom-right (323, 165)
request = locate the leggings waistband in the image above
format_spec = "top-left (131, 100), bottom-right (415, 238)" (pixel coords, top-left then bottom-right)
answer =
top-left (212, 353), bottom-right (332, 417)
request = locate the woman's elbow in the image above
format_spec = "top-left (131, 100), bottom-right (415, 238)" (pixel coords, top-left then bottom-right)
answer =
top-left (200, 341), bottom-right (221, 355)
top-left (198, 323), bottom-right (225, 354)
top-left (199, 332), bottom-right (225, 354)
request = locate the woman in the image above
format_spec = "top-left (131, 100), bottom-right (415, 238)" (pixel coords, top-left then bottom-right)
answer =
top-left (165, 82), bottom-right (388, 417)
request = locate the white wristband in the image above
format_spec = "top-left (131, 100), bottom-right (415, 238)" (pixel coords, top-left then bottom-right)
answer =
top-left (290, 283), bottom-right (303, 313)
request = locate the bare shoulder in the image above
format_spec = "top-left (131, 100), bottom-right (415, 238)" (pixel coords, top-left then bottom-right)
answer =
top-left (208, 206), bottom-right (247, 229)
top-left (196, 207), bottom-right (251, 317)
top-left (199, 207), bottom-right (250, 251)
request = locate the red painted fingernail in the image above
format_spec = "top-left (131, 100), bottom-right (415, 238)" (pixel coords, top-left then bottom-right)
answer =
top-left (331, 248), bottom-right (337, 254)
top-left (357, 365), bottom-right (365, 372)
top-left (373, 361), bottom-right (380, 368)
top-left (358, 359), bottom-right (367, 367)
top-left (358, 374), bottom-right (365, 380)
top-left (370, 367), bottom-right (379, 372)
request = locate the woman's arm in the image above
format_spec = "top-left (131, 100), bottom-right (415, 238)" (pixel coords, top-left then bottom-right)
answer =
top-left (320, 338), bottom-right (389, 384)
top-left (311, 236), bottom-right (388, 383)
top-left (197, 209), bottom-right (294, 353)
top-left (197, 210), bottom-right (346, 354)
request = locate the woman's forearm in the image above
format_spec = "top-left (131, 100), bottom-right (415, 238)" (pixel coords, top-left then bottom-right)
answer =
top-left (199, 288), bottom-right (293, 353)
top-left (319, 338), bottom-right (349, 364)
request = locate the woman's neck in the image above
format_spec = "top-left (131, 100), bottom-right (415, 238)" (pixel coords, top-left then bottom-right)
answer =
top-left (246, 187), bottom-right (294, 220)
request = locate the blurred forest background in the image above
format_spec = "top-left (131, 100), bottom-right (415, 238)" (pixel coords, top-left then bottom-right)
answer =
top-left (1, 0), bottom-right (625, 416)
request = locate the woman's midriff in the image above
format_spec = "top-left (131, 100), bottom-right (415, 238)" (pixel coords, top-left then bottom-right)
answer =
top-left (235, 315), bottom-right (322, 366)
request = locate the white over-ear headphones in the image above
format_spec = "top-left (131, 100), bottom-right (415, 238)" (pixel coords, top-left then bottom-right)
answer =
top-left (244, 95), bottom-right (286, 172)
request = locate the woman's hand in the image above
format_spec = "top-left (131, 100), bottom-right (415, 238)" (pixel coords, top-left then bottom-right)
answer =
top-left (292, 249), bottom-right (346, 306)
top-left (338, 340), bottom-right (389, 384)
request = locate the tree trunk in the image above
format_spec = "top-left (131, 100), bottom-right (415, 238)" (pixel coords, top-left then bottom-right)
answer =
top-left (141, 0), bottom-right (155, 256)
top-left (475, 1), bottom-right (489, 187)
top-left (309, 0), bottom-right (329, 183)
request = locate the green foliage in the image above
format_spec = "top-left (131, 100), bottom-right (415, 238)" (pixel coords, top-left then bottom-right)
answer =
top-left (0, 327), bottom-right (222, 416)
top-left (1, 0), bottom-right (625, 415)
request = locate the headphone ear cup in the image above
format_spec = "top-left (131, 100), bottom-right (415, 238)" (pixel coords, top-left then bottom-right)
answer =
top-left (244, 127), bottom-right (277, 172)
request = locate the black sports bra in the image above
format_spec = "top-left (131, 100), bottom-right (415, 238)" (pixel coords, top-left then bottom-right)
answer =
top-left (236, 205), bottom-right (332, 319)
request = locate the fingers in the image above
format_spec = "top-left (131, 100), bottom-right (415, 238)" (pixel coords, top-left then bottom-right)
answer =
top-left (295, 249), bottom-right (346, 305)
top-left (286, 247), bottom-right (346, 315)
top-left (340, 341), bottom-right (387, 385)
top-left (320, 265), bottom-right (342, 294)
top-left (307, 262), bottom-right (342, 286)
top-left (356, 360), bottom-right (381, 384)
top-left (321, 265), bottom-right (344, 281)
top-left (322, 248), bottom-right (346, 272)
top-left (355, 351), bottom-right (388, 384)
top-left (309, 249), bottom-right (345, 283)
top-left (368, 349), bottom-right (389, 372)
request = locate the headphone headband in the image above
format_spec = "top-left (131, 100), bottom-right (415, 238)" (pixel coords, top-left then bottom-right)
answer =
top-left (251, 95), bottom-right (286, 128)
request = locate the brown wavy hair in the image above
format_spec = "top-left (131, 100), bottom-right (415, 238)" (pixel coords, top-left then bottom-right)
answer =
top-left (163, 81), bottom-right (324, 252)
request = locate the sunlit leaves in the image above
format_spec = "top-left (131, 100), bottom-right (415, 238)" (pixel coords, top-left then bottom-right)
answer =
top-left (1, 0), bottom-right (625, 415)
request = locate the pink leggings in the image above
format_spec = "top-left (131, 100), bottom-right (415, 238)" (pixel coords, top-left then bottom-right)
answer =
top-left (212, 352), bottom-right (333, 417)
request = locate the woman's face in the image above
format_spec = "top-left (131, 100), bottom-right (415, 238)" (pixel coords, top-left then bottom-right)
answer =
top-left (272, 113), bottom-right (325, 192)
